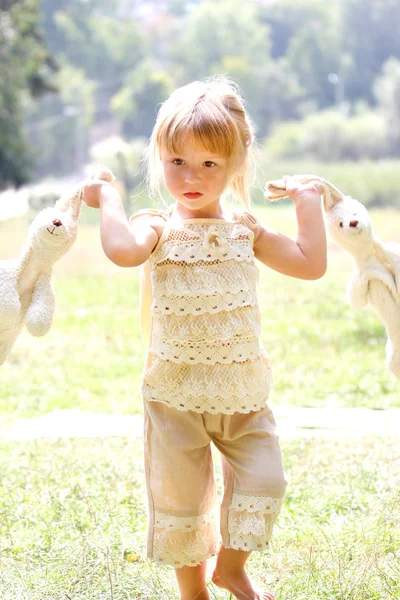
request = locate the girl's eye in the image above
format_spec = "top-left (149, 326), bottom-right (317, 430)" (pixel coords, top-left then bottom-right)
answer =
top-left (204, 161), bottom-right (217, 168)
top-left (172, 159), bottom-right (184, 165)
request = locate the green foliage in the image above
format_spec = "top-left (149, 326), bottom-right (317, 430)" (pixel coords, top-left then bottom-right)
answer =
top-left (24, 65), bottom-right (95, 177)
top-left (52, 11), bottom-right (146, 79)
top-left (259, 0), bottom-right (336, 59)
top-left (342, 0), bottom-right (400, 103)
top-left (165, 0), bottom-right (309, 136)
top-left (89, 136), bottom-right (148, 212)
top-left (285, 15), bottom-right (342, 109)
top-left (374, 57), bottom-right (400, 156)
top-left (40, 0), bottom-right (146, 78)
top-left (111, 61), bottom-right (174, 138)
top-left (169, 0), bottom-right (271, 81)
top-left (266, 110), bottom-right (388, 162)
top-left (5, 0), bottom-right (400, 182)
top-left (0, 0), bottom-right (56, 188)
top-left (254, 159), bottom-right (400, 209)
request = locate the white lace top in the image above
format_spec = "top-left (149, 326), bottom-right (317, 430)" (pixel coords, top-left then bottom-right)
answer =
top-left (130, 207), bottom-right (273, 415)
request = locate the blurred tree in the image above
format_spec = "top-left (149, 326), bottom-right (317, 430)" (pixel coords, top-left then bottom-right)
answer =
top-left (24, 65), bottom-right (95, 177)
top-left (40, 0), bottom-right (147, 80)
top-left (10, 0), bottom-right (400, 184)
top-left (266, 109), bottom-right (388, 162)
top-left (169, 0), bottom-right (271, 81)
top-left (210, 55), bottom-right (306, 137)
top-left (342, 0), bottom-right (400, 104)
top-left (259, 0), bottom-right (335, 59)
top-left (167, 0), bottom-right (281, 136)
top-left (111, 60), bottom-right (174, 138)
top-left (374, 58), bottom-right (400, 156)
top-left (284, 8), bottom-right (344, 110)
top-left (23, 0), bottom-right (150, 178)
top-left (0, 0), bottom-right (56, 188)
top-left (167, 0), bottom-right (200, 17)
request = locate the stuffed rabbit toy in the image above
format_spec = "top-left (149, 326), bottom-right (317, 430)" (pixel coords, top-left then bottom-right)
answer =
top-left (0, 168), bottom-right (114, 365)
top-left (264, 174), bottom-right (400, 379)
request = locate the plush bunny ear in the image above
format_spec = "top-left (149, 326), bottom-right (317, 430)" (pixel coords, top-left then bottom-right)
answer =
top-left (264, 178), bottom-right (289, 202)
top-left (55, 167), bottom-right (115, 219)
top-left (54, 187), bottom-right (83, 219)
top-left (264, 174), bottom-right (345, 212)
top-left (87, 166), bottom-right (115, 184)
top-left (319, 179), bottom-right (345, 211)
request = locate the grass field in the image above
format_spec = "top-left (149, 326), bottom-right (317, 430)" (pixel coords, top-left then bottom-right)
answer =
top-left (0, 203), bottom-right (399, 599)
top-left (0, 435), bottom-right (398, 600)
top-left (1, 203), bottom-right (399, 420)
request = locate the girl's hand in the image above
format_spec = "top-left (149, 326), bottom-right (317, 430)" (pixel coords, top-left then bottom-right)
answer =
top-left (283, 175), bottom-right (323, 203)
top-left (81, 180), bottom-right (112, 209)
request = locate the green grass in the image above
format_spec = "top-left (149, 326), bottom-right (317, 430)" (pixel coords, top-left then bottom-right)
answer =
top-left (1, 204), bottom-right (399, 421)
top-left (0, 436), bottom-right (398, 599)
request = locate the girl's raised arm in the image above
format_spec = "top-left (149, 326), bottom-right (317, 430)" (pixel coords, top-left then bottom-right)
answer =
top-left (253, 180), bottom-right (327, 280)
top-left (82, 181), bottom-right (159, 267)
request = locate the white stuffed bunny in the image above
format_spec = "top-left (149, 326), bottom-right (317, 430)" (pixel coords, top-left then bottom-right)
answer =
top-left (0, 168), bottom-right (114, 365)
top-left (265, 175), bottom-right (400, 379)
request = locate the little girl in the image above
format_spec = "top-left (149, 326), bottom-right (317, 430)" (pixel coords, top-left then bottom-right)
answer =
top-left (83, 76), bottom-right (327, 600)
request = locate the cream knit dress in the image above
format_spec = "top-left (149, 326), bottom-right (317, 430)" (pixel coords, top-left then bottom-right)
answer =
top-left (130, 207), bottom-right (286, 567)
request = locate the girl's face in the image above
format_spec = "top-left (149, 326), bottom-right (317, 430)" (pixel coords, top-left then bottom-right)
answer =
top-left (161, 134), bottom-right (233, 218)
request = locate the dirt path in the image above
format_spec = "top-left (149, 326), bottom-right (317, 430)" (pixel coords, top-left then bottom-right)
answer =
top-left (1, 406), bottom-right (399, 441)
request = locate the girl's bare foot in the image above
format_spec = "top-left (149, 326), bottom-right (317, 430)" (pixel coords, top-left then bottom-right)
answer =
top-left (211, 567), bottom-right (274, 600)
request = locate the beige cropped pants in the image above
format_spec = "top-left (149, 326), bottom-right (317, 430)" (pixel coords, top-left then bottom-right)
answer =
top-left (143, 400), bottom-right (287, 568)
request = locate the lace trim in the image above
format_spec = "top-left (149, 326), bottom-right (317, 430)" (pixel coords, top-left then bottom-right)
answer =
top-left (227, 494), bottom-right (283, 551)
top-left (152, 222), bottom-right (254, 266)
top-left (151, 305), bottom-right (261, 342)
top-left (228, 518), bottom-right (276, 551)
top-left (150, 334), bottom-right (261, 364)
top-left (152, 508), bottom-right (219, 567)
top-left (154, 508), bottom-right (215, 531)
top-left (142, 352), bottom-right (273, 406)
top-left (152, 289), bottom-right (258, 316)
top-left (151, 260), bottom-right (259, 300)
top-left (230, 493), bottom-right (283, 514)
top-left (143, 391), bottom-right (270, 414)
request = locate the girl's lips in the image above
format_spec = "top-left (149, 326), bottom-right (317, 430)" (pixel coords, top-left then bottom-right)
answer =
top-left (184, 192), bottom-right (203, 199)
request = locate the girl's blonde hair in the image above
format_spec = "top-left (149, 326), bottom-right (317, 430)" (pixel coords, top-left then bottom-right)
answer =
top-left (145, 75), bottom-right (256, 210)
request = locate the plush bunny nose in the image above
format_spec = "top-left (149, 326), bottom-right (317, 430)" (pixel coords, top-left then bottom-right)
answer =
top-left (349, 220), bottom-right (358, 228)
top-left (52, 219), bottom-right (62, 227)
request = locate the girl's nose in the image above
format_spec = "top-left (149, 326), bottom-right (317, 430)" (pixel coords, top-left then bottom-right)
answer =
top-left (184, 168), bottom-right (201, 184)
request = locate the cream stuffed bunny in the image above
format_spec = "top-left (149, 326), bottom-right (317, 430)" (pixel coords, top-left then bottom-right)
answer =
top-left (0, 168), bottom-right (114, 365)
top-left (265, 175), bottom-right (400, 379)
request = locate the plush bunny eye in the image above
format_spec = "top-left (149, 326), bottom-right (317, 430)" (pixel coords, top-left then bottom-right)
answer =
top-left (339, 222), bottom-right (343, 228)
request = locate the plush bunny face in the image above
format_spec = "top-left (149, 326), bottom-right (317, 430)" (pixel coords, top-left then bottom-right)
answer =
top-left (325, 196), bottom-right (373, 254)
top-left (25, 206), bottom-right (79, 265)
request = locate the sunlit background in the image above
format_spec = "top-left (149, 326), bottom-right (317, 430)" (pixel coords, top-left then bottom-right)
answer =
top-left (1, 0), bottom-right (400, 211)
